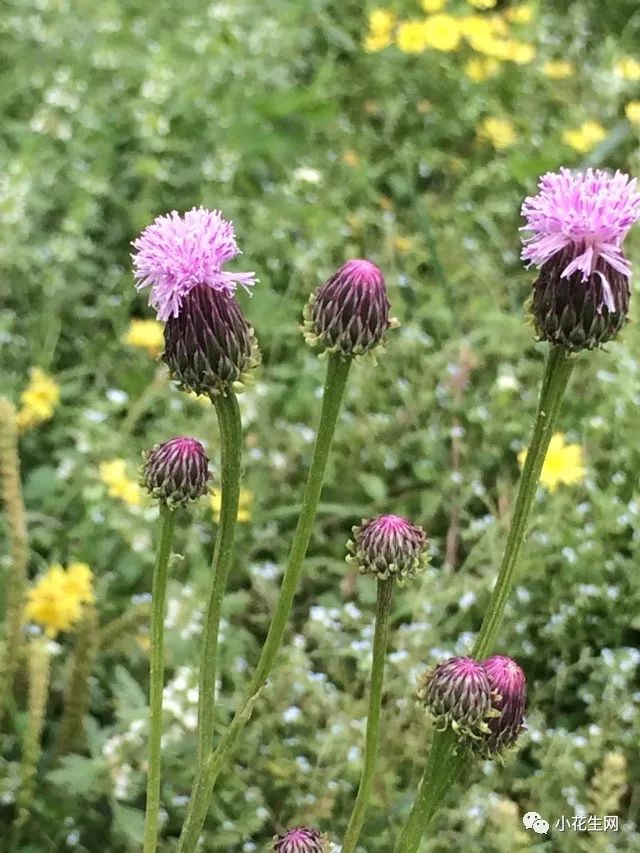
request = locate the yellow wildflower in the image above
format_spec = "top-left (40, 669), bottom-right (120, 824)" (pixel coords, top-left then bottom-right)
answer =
top-left (562, 121), bottom-right (607, 153)
top-left (502, 40), bottom-right (536, 64)
top-left (465, 57), bottom-right (499, 81)
top-left (477, 116), bottom-right (517, 149)
top-left (393, 236), bottom-right (413, 253)
top-left (518, 433), bottom-right (585, 492)
top-left (423, 14), bottom-right (461, 52)
top-left (186, 390), bottom-right (213, 406)
top-left (615, 57), bottom-right (640, 81)
top-left (123, 318), bottom-right (164, 358)
top-left (211, 488), bottom-right (253, 523)
top-left (364, 31), bottom-right (392, 52)
top-left (368, 9), bottom-right (396, 34)
top-left (505, 4), bottom-right (533, 24)
top-left (460, 17), bottom-right (504, 56)
top-left (342, 150), bottom-right (360, 167)
top-left (467, 0), bottom-right (496, 8)
top-left (543, 60), bottom-right (574, 79)
top-left (25, 563), bottom-right (94, 637)
top-left (625, 101), bottom-right (640, 125)
top-left (16, 368), bottom-right (60, 431)
top-left (99, 458), bottom-right (143, 507)
top-left (396, 20), bottom-right (428, 54)
top-left (421, 0), bottom-right (446, 11)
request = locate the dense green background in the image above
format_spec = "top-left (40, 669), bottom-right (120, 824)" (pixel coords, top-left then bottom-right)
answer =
top-left (2, 0), bottom-right (640, 850)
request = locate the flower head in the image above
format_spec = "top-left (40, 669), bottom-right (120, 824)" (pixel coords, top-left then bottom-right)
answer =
top-left (142, 437), bottom-right (210, 506)
top-left (16, 368), bottom-right (60, 431)
top-left (25, 563), bottom-right (94, 637)
top-left (273, 827), bottom-right (327, 853)
top-left (123, 318), bottom-right (165, 358)
top-left (132, 207), bottom-right (256, 322)
top-left (418, 656), bottom-right (498, 739)
top-left (100, 458), bottom-right (143, 507)
top-left (518, 432), bottom-right (585, 491)
top-left (521, 169), bottom-right (640, 349)
top-left (562, 121), bottom-right (606, 153)
top-left (303, 259), bottom-right (396, 357)
top-left (474, 655), bottom-right (527, 756)
top-left (347, 514), bottom-right (428, 583)
top-left (477, 117), bottom-right (517, 150)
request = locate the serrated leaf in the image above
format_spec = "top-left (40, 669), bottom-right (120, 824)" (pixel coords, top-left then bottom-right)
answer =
top-left (112, 803), bottom-right (145, 845)
top-left (113, 664), bottom-right (147, 711)
top-left (48, 754), bottom-right (105, 797)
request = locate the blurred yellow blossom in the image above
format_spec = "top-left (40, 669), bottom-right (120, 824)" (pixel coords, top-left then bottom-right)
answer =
top-left (423, 14), bottom-right (461, 52)
top-left (505, 4), bottom-right (533, 23)
top-left (25, 563), bottom-right (94, 637)
top-left (477, 116), bottom-right (517, 149)
top-left (123, 318), bottom-right (164, 358)
top-left (467, 0), bottom-right (496, 8)
top-left (543, 60), bottom-right (574, 79)
top-left (396, 20), bottom-right (428, 54)
top-left (465, 57), bottom-right (499, 81)
top-left (364, 30), bottom-right (392, 52)
top-left (369, 9), bottom-right (396, 33)
top-left (421, 0), bottom-right (446, 10)
top-left (187, 390), bottom-right (213, 406)
top-left (562, 120), bottom-right (606, 153)
top-left (518, 433), bottom-right (585, 492)
top-left (342, 150), bottom-right (360, 167)
top-left (615, 57), bottom-right (640, 81)
top-left (625, 101), bottom-right (640, 125)
top-left (16, 368), bottom-right (60, 432)
top-left (503, 40), bottom-right (536, 64)
top-left (99, 458), bottom-right (143, 507)
top-left (211, 488), bottom-right (253, 523)
top-left (393, 235), bottom-right (413, 253)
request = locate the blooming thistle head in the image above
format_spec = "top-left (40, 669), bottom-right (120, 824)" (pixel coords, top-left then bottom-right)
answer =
top-left (303, 259), bottom-right (397, 358)
top-left (417, 656), bottom-right (499, 740)
top-left (521, 168), bottom-right (640, 350)
top-left (346, 514), bottom-right (428, 584)
top-left (142, 437), bottom-right (210, 507)
top-left (132, 208), bottom-right (260, 397)
top-left (473, 655), bottom-right (527, 758)
top-left (273, 827), bottom-right (328, 853)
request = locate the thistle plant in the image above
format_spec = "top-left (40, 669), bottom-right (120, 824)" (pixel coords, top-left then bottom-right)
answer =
top-left (273, 827), bottom-right (329, 853)
top-left (177, 259), bottom-right (395, 852)
top-left (396, 168), bottom-right (640, 852)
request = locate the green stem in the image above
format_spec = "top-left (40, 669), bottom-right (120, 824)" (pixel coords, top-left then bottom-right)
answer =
top-left (196, 392), bottom-right (243, 766)
top-left (178, 354), bottom-right (351, 853)
top-left (143, 503), bottom-right (176, 853)
top-left (396, 345), bottom-right (574, 852)
top-left (343, 578), bottom-right (395, 853)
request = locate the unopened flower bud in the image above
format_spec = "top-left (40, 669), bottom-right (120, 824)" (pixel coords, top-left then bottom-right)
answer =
top-left (347, 514), bottom-right (428, 583)
top-left (474, 654), bottom-right (527, 757)
top-left (303, 259), bottom-right (396, 357)
top-left (142, 437), bottom-right (210, 506)
top-left (273, 827), bottom-right (328, 853)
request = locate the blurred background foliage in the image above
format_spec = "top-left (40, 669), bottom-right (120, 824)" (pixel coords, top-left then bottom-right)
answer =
top-left (1, 0), bottom-right (640, 850)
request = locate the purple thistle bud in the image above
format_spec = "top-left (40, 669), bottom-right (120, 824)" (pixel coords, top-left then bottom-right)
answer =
top-left (142, 437), bottom-right (210, 506)
top-left (163, 285), bottom-right (260, 398)
top-left (303, 259), bottom-right (396, 357)
top-left (347, 514), bottom-right (428, 583)
top-left (475, 655), bottom-right (527, 757)
top-left (273, 827), bottom-right (328, 853)
top-left (521, 169), bottom-right (640, 350)
top-left (417, 656), bottom-right (498, 740)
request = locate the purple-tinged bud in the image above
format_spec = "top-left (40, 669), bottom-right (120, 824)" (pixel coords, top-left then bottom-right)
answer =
top-left (347, 514), bottom-right (428, 584)
top-left (417, 656), bottom-right (498, 740)
top-left (273, 827), bottom-right (328, 853)
top-left (303, 259), bottom-right (397, 357)
top-left (474, 655), bottom-right (527, 757)
top-left (163, 285), bottom-right (260, 398)
top-left (142, 436), bottom-right (210, 506)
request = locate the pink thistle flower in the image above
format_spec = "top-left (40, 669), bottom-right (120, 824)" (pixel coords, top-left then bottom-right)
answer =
top-left (142, 436), bottom-right (210, 506)
top-left (132, 207), bottom-right (256, 322)
top-left (476, 654), bottom-right (527, 757)
top-left (347, 514), bottom-right (428, 583)
top-left (273, 827), bottom-right (327, 853)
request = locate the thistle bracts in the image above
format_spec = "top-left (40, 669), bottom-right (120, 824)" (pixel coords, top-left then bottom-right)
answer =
top-left (142, 436), bottom-right (210, 507)
top-left (303, 259), bottom-right (396, 357)
top-left (347, 514), bottom-right (428, 584)
top-left (273, 826), bottom-right (328, 853)
top-left (473, 655), bottom-right (527, 758)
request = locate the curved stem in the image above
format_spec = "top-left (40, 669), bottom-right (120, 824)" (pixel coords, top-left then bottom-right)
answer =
top-left (343, 578), bottom-right (394, 853)
top-left (143, 503), bottom-right (176, 853)
top-left (396, 345), bottom-right (575, 852)
top-left (196, 392), bottom-right (243, 766)
top-left (178, 354), bottom-right (351, 853)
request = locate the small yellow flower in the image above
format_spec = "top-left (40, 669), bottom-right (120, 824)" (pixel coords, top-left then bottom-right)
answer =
top-left (342, 150), bottom-right (360, 167)
top-left (477, 116), bottom-right (517, 149)
top-left (25, 563), bottom-right (94, 637)
top-left (615, 57), bottom-right (640, 81)
top-left (421, 0), bottom-right (446, 11)
top-left (393, 235), bottom-right (413, 253)
top-left (210, 488), bottom-right (253, 523)
top-left (465, 57), bottom-right (499, 82)
top-left (64, 562), bottom-right (95, 605)
top-left (518, 433), bottom-right (585, 492)
top-left (467, 0), bottom-right (496, 8)
top-left (543, 60), bottom-right (574, 79)
top-left (505, 4), bottom-right (533, 24)
top-left (562, 120), bottom-right (607, 153)
top-left (123, 318), bottom-right (164, 358)
top-left (501, 39), bottom-right (536, 64)
top-left (99, 458), bottom-right (143, 507)
top-left (363, 30), bottom-right (392, 52)
top-left (625, 101), bottom-right (640, 126)
top-left (423, 13), bottom-right (461, 52)
top-left (16, 368), bottom-right (60, 431)
top-left (368, 9), bottom-right (396, 34)
top-left (396, 20), bottom-right (428, 54)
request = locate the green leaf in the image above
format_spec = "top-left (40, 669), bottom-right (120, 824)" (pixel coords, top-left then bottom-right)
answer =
top-left (358, 473), bottom-right (387, 503)
top-left (112, 803), bottom-right (145, 846)
top-left (48, 755), bottom-right (105, 797)
top-left (113, 664), bottom-right (147, 711)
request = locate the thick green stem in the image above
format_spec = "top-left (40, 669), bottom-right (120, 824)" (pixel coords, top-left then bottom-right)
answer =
top-left (143, 504), bottom-right (176, 853)
top-left (343, 577), bottom-right (394, 853)
top-left (178, 354), bottom-right (351, 853)
top-left (196, 392), bottom-right (243, 766)
top-left (396, 345), bottom-right (574, 852)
